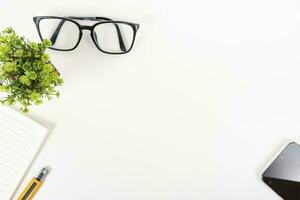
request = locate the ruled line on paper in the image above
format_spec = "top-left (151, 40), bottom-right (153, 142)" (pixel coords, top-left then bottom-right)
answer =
top-left (0, 106), bottom-right (47, 200)
top-left (0, 113), bottom-right (37, 138)
top-left (0, 119), bottom-right (36, 141)
top-left (0, 130), bottom-right (32, 152)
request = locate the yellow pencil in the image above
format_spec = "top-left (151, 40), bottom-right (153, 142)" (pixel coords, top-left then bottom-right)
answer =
top-left (17, 167), bottom-right (49, 200)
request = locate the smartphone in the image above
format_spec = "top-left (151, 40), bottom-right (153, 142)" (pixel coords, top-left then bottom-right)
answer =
top-left (262, 142), bottom-right (300, 200)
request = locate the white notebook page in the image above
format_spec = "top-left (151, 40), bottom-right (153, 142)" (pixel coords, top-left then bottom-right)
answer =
top-left (0, 106), bottom-right (48, 200)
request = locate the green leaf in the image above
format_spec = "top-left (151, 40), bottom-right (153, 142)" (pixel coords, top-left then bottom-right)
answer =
top-left (19, 75), bottom-right (30, 86)
top-left (25, 71), bottom-right (37, 80)
top-left (42, 39), bottom-right (52, 47)
top-left (3, 62), bottom-right (14, 72)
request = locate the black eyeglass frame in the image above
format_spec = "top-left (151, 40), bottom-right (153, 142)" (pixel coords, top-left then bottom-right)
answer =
top-left (33, 16), bottom-right (140, 54)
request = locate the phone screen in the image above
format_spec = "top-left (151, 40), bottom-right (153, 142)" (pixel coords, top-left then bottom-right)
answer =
top-left (262, 142), bottom-right (300, 200)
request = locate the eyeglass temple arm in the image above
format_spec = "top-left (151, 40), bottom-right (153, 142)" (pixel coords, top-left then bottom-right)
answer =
top-left (49, 17), bottom-right (127, 51)
top-left (49, 20), bottom-right (65, 45)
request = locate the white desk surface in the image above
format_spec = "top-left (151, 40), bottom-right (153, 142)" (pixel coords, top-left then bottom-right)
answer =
top-left (1, 0), bottom-right (300, 199)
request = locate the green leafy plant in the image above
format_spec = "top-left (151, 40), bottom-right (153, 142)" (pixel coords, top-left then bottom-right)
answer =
top-left (0, 27), bottom-right (63, 112)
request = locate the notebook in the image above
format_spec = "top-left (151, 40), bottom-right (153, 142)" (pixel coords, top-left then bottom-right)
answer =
top-left (0, 106), bottom-right (48, 200)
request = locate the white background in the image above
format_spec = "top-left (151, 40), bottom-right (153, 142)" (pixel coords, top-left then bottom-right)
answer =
top-left (1, 0), bottom-right (300, 199)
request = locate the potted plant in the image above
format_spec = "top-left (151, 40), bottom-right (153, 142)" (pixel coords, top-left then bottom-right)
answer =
top-left (0, 27), bottom-right (63, 112)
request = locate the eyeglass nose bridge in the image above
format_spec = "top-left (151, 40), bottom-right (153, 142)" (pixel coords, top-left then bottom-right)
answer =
top-left (80, 25), bottom-right (93, 31)
top-left (78, 25), bottom-right (100, 49)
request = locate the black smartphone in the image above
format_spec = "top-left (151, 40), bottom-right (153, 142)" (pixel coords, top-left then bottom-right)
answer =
top-left (262, 142), bottom-right (300, 200)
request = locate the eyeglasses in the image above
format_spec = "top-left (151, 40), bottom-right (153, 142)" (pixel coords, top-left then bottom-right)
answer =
top-left (33, 16), bottom-right (140, 54)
